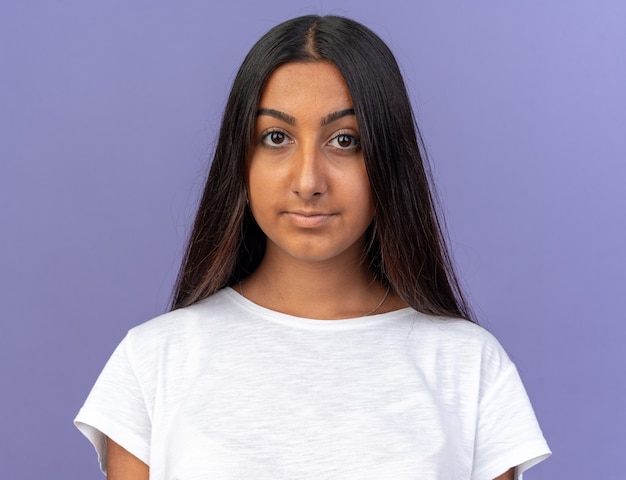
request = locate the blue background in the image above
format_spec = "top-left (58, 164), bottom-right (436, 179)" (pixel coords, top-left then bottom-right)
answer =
top-left (1, 1), bottom-right (624, 478)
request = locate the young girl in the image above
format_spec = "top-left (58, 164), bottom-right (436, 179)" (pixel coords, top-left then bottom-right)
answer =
top-left (75, 15), bottom-right (550, 480)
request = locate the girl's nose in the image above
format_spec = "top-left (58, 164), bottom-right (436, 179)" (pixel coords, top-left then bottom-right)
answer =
top-left (290, 143), bottom-right (328, 200)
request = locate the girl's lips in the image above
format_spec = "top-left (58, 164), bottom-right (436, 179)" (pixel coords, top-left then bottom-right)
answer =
top-left (285, 212), bottom-right (336, 228)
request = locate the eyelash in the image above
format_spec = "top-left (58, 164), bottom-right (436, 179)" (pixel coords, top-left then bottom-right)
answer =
top-left (259, 129), bottom-right (361, 151)
top-left (329, 131), bottom-right (361, 151)
top-left (260, 129), bottom-right (292, 149)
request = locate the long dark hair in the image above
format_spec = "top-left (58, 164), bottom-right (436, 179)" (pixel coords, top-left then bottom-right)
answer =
top-left (171, 15), bottom-right (474, 322)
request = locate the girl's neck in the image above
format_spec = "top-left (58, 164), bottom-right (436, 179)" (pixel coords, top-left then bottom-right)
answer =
top-left (240, 250), bottom-right (402, 320)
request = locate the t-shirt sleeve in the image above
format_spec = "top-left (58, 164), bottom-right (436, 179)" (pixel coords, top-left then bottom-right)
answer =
top-left (74, 332), bottom-right (152, 474)
top-left (471, 345), bottom-right (551, 480)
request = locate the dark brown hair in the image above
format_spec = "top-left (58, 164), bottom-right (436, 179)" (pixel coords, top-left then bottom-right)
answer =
top-left (171, 15), bottom-right (474, 322)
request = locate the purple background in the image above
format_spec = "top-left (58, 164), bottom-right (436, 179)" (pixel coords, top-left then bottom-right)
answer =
top-left (1, 1), bottom-right (624, 478)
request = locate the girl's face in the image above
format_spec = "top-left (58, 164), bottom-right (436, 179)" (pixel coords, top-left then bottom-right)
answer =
top-left (247, 61), bottom-right (374, 266)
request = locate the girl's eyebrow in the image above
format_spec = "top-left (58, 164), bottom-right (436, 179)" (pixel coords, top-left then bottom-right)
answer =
top-left (321, 108), bottom-right (355, 126)
top-left (256, 108), bottom-right (355, 127)
top-left (257, 108), bottom-right (296, 125)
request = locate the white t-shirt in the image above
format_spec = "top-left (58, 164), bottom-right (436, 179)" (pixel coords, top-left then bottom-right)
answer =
top-left (75, 287), bottom-right (550, 479)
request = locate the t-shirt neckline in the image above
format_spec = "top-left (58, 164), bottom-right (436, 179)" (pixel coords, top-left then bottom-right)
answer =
top-left (221, 286), bottom-right (414, 331)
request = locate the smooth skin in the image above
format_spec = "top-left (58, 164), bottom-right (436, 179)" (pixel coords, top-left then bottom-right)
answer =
top-left (242, 61), bottom-right (405, 319)
top-left (104, 61), bottom-right (515, 480)
top-left (106, 438), bottom-right (148, 479)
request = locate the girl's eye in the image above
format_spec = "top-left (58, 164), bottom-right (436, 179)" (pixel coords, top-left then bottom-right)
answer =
top-left (261, 130), bottom-right (290, 147)
top-left (329, 133), bottom-right (360, 150)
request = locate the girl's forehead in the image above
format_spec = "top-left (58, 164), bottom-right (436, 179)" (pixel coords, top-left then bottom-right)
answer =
top-left (258, 62), bottom-right (354, 121)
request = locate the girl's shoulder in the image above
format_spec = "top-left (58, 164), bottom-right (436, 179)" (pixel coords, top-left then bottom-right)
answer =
top-left (123, 288), bottom-right (237, 352)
